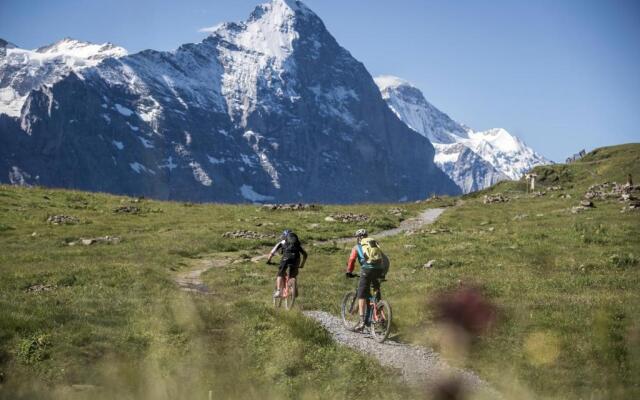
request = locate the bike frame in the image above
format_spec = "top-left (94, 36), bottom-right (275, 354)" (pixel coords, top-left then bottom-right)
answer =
top-left (364, 288), bottom-right (382, 324)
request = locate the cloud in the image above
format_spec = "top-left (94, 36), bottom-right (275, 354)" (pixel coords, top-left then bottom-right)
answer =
top-left (198, 23), bottom-right (223, 34)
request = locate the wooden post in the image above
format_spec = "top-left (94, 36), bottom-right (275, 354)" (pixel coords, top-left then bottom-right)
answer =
top-left (628, 174), bottom-right (633, 187)
top-left (530, 175), bottom-right (536, 192)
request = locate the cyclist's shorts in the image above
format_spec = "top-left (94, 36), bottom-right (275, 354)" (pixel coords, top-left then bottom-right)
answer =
top-left (277, 258), bottom-right (299, 278)
top-left (357, 268), bottom-right (383, 299)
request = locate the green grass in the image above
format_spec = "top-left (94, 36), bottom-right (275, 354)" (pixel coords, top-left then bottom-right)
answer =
top-left (1, 143), bottom-right (639, 399)
top-left (0, 186), bottom-right (426, 399)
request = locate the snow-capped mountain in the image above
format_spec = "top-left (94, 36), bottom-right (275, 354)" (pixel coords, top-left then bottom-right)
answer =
top-left (375, 75), bottom-right (549, 193)
top-left (0, 0), bottom-right (459, 202)
top-left (0, 38), bottom-right (127, 117)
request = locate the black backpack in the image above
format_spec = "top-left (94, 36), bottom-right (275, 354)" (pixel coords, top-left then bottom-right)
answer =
top-left (282, 232), bottom-right (301, 260)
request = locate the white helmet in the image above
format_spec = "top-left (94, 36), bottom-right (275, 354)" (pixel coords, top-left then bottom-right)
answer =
top-left (355, 229), bottom-right (368, 238)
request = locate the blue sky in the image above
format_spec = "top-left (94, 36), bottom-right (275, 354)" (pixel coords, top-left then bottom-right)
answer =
top-left (1, 0), bottom-right (639, 161)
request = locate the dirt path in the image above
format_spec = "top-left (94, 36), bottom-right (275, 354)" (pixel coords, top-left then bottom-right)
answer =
top-left (175, 258), bottom-right (228, 294)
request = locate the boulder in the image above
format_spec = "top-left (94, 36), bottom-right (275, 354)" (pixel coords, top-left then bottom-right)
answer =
top-left (483, 194), bottom-right (509, 204)
top-left (47, 215), bottom-right (79, 225)
top-left (113, 205), bottom-right (140, 214)
top-left (222, 230), bottom-right (275, 240)
top-left (330, 213), bottom-right (369, 223)
top-left (68, 236), bottom-right (121, 246)
top-left (261, 203), bottom-right (319, 211)
top-left (26, 283), bottom-right (56, 293)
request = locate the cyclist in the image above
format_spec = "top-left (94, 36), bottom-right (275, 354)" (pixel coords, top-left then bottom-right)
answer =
top-left (345, 228), bottom-right (387, 331)
top-left (267, 230), bottom-right (307, 298)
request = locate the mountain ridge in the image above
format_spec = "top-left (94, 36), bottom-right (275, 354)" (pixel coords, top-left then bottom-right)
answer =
top-left (375, 75), bottom-right (549, 193)
top-left (0, 0), bottom-right (460, 203)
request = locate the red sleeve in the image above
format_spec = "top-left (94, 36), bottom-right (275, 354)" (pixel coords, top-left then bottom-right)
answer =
top-left (347, 247), bottom-right (358, 273)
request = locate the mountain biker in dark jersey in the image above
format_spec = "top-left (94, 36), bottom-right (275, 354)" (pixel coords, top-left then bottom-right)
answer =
top-left (267, 230), bottom-right (307, 298)
top-left (345, 228), bottom-right (387, 331)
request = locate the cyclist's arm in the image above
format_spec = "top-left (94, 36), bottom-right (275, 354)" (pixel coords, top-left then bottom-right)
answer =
top-left (299, 247), bottom-right (308, 268)
top-left (267, 240), bottom-right (285, 262)
top-left (346, 247), bottom-right (358, 273)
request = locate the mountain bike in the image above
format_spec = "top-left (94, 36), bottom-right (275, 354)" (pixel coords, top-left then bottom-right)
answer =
top-left (273, 272), bottom-right (297, 310)
top-left (341, 275), bottom-right (392, 343)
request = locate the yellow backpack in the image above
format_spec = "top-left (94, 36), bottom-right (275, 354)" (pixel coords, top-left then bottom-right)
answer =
top-left (358, 237), bottom-right (384, 266)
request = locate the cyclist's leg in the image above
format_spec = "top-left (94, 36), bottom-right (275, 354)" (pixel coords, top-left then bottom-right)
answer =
top-left (275, 260), bottom-right (288, 295)
top-left (288, 264), bottom-right (299, 297)
top-left (372, 269), bottom-right (382, 301)
top-left (356, 270), bottom-right (372, 328)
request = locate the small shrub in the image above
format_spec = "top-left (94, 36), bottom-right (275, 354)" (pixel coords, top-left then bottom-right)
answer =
top-left (16, 334), bottom-right (50, 365)
top-left (609, 254), bottom-right (638, 268)
top-left (0, 223), bottom-right (15, 232)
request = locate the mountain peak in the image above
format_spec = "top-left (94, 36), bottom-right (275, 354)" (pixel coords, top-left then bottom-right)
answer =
top-left (35, 38), bottom-right (127, 58)
top-left (208, 0), bottom-right (318, 64)
top-left (374, 75), bottom-right (413, 91)
top-left (376, 75), bottom-right (550, 188)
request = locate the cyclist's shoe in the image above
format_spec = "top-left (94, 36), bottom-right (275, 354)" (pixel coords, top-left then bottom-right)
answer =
top-left (354, 319), bottom-right (366, 332)
top-left (273, 290), bottom-right (281, 298)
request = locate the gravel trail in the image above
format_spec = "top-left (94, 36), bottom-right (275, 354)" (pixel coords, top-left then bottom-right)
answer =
top-left (304, 311), bottom-right (496, 396)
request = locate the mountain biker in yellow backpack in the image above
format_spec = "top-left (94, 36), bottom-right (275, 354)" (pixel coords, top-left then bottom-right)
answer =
top-left (345, 228), bottom-right (389, 331)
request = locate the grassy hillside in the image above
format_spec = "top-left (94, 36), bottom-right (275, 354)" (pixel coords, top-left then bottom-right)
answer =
top-left (1, 143), bottom-right (639, 399)
top-left (0, 188), bottom-right (432, 399)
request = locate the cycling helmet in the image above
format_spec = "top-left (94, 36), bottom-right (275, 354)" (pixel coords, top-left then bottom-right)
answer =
top-left (281, 229), bottom-right (292, 239)
top-left (355, 228), bottom-right (368, 238)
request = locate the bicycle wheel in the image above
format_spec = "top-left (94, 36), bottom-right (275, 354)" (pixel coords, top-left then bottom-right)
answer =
top-left (341, 291), bottom-right (360, 330)
top-left (273, 283), bottom-right (282, 308)
top-left (285, 278), bottom-right (296, 310)
top-left (370, 299), bottom-right (392, 343)
top-left (273, 294), bottom-right (282, 308)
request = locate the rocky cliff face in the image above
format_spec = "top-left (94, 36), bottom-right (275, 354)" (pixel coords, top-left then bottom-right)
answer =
top-left (0, 0), bottom-right (459, 202)
top-left (375, 75), bottom-right (549, 193)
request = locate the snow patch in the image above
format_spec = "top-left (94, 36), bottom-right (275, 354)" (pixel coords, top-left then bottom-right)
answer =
top-left (8, 166), bottom-right (32, 186)
top-left (159, 156), bottom-right (177, 171)
top-left (240, 154), bottom-right (255, 167)
top-left (240, 184), bottom-right (273, 202)
top-left (243, 130), bottom-right (280, 188)
top-left (129, 162), bottom-right (155, 174)
top-left (139, 137), bottom-right (154, 148)
top-left (114, 103), bottom-right (134, 117)
top-left (207, 155), bottom-right (225, 164)
top-left (189, 161), bottom-right (212, 186)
